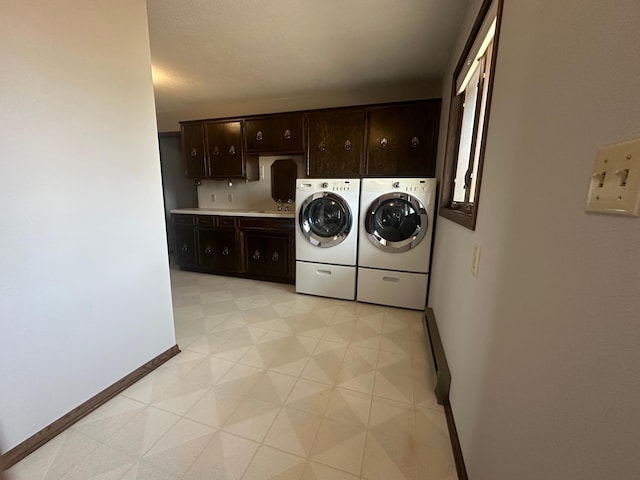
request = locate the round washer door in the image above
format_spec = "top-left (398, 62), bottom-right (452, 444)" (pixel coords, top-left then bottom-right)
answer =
top-left (299, 192), bottom-right (353, 247)
top-left (364, 192), bottom-right (428, 252)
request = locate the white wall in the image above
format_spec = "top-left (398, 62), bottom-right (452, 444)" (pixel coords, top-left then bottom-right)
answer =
top-left (196, 156), bottom-right (305, 211)
top-left (429, 1), bottom-right (640, 478)
top-left (0, 0), bottom-right (176, 450)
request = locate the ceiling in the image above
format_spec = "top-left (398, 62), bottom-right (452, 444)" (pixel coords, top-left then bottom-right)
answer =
top-left (146, 0), bottom-right (468, 117)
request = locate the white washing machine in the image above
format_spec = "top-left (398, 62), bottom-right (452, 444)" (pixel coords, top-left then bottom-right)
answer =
top-left (295, 178), bottom-right (360, 300)
top-left (357, 178), bottom-right (436, 310)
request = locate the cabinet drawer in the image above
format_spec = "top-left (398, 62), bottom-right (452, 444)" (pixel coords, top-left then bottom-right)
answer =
top-left (196, 216), bottom-right (215, 227)
top-left (238, 217), bottom-right (293, 231)
top-left (172, 214), bottom-right (195, 225)
top-left (216, 216), bottom-right (236, 228)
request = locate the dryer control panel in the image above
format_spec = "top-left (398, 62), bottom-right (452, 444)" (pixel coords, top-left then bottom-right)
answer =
top-left (369, 178), bottom-right (435, 193)
top-left (298, 179), bottom-right (359, 192)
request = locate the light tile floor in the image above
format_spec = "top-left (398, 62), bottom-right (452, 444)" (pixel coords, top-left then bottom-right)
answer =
top-left (6, 268), bottom-right (456, 480)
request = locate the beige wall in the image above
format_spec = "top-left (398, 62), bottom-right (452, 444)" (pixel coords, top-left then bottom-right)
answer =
top-left (429, 0), bottom-right (640, 478)
top-left (0, 0), bottom-right (176, 449)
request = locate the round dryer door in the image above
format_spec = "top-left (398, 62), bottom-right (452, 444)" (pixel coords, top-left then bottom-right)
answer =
top-left (299, 192), bottom-right (353, 247)
top-left (365, 192), bottom-right (428, 252)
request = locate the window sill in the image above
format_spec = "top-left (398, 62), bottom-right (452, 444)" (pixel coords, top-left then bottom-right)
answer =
top-left (438, 205), bottom-right (477, 230)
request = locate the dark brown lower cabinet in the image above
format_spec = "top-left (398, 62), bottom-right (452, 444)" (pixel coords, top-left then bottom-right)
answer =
top-left (244, 233), bottom-right (290, 279)
top-left (239, 217), bottom-right (294, 283)
top-left (197, 228), bottom-right (239, 273)
top-left (173, 223), bottom-right (197, 268)
top-left (172, 214), bottom-right (294, 284)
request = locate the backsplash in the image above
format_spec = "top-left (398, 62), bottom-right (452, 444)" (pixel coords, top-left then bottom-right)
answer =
top-left (197, 155), bottom-right (305, 210)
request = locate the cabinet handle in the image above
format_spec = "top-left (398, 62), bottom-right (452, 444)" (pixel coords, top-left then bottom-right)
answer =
top-left (228, 145), bottom-right (236, 155)
top-left (212, 146), bottom-right (220, 156)
top-left (222, 246), bottom-right (230, 256)
top-left (204, 246), bottom-right (212, 255)
top-left (317, 141), bottom-right (326, 152)
top-left (343, 139), bottom-right (352, 151)
top-left (253, 250), bottom-right (261, 260)
top-left (380, 137), bottom-right (388, 149)
top-left (190, 148), bottom-right (197, 157)
top-left (271, 251), bottom-right (279, 262)
top-left (181, 244), bottom-right (188, 253)
top-left (256, 130), bottom-right (263, 141)
top-left (283, 128), bottom-right (291, 140)
top-left (411, 136), bottom-right (420, 148)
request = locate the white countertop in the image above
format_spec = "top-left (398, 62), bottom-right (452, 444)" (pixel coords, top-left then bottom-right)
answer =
top-left (170, 208), bottom-right (295, 219)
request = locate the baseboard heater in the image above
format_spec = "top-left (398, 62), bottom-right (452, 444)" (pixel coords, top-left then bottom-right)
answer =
top-left (423, 307), bottom-right (468, 480)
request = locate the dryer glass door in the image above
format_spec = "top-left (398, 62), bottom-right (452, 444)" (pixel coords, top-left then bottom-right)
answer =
top-left (365, 193), bottom-right (427, 252)
top-left (299, 192), bottom-right (352, 247)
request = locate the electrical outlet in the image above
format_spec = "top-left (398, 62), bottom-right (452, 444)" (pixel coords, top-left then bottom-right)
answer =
top-left (211, 194), bottom-right (216, 202)
top-left (260, 165), bottom-right (265, 179)
top-left (471, 245), bottom-right (481, 277)
top-left (587, 137), bottom-right (640, 216)
top-left (228, 193), bottom-right (233, 202)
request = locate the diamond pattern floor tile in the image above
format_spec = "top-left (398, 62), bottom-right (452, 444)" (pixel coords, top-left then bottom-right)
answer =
top-left (263, 406), bottom-right (323, 457)
top-left (7, 268), bottom-right (456, 480)
top-left (242, 445), bottom-right (306, 479)
top-left (309, 419), bottom-right (367, 475)
top-left (182, 431), bottom-right (258, 480)
top-left (221, 396), bottom-right (281, 442)
top-left (142, 418), bottom-right (216, 476)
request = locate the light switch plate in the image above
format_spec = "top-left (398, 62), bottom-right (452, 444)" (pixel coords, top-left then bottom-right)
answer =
top-left (587, 138), bottom-right (640, 216)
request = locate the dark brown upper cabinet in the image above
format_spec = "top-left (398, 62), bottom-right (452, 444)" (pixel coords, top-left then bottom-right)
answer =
top-left (181, 123), bottom-right (207, 178)
top-left (305, 109), bottom-right (366, 178)
top-left (366, 100), bottom-right (441, 177)
top-left (245, 113), bottom-right (304, 154)
top-left (205, 120), bottom-right (257, 179)
top-left (180, 100), bottom-right (441, 181)
top-left (181, 120), bottom-right (258, 180)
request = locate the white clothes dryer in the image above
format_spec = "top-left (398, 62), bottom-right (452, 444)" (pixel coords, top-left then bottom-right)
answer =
top-left (295, 178), bottom-right (360, 300)
top-left (357, 178), bottom-right (436, 310)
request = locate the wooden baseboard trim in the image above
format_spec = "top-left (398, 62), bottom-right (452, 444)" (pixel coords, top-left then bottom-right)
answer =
top-left (423, 308), bottom-right (467, 480)
top-left (1, 344), bottom-right (180, 469)
top-left (443, 399), bottom-right (468, 480)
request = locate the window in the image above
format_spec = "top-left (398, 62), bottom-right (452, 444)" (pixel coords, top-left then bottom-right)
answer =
top-left (439, 0), bottom-right (503, 230)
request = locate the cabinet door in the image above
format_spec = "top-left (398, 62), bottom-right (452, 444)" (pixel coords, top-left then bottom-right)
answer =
top-left (271, 158), bottom-right (298, 203)
top-left (245, 113), bottom-right (304, 153)
top-left (306, 110), bottom-right (365, 178)
top-left (366, 100), bottom-right (440, 177)
top-left (197, 229), bottom-right (239, 272)
top-left (245, 233), bottom-right (290, 278)
top-left (182, 123), bottom-right (207, 178)
top-left (206, 121), bottom-right (245, 178)
top-left (174, 224), bottom-right (197, 268)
